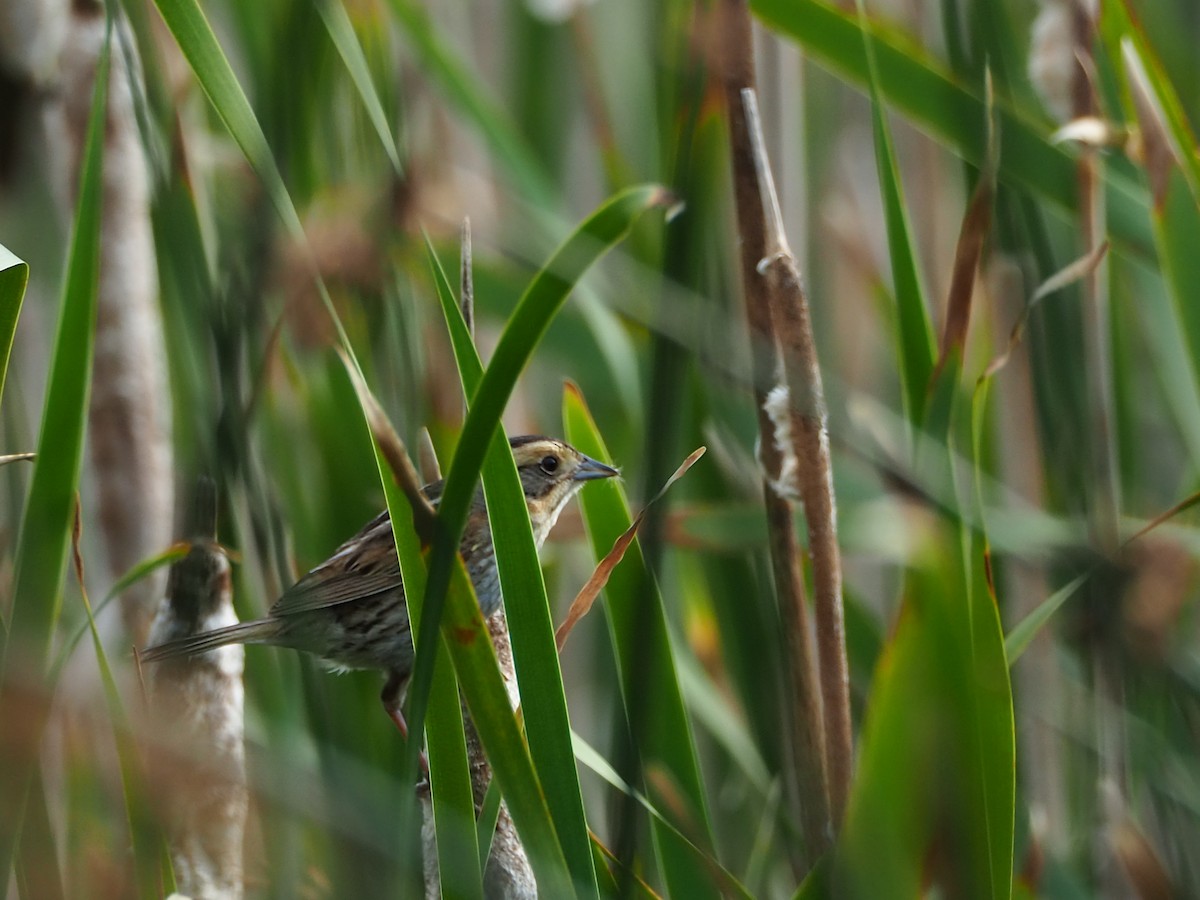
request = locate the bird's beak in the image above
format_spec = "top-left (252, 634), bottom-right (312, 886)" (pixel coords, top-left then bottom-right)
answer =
top-left (573, 454), bottom-right (620, 482)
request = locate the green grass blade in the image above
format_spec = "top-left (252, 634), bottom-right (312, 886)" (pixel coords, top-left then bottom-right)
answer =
top-left (0, 24), bottom-right (110, 881)
top-left (78, 550), bottom-right (164, 899)
top-left (855, 0), bottom-right (936, 428)
top-left (572, 732), bottom-right (754, 900)
top-left (751, 0), bottom-right (1154, 259)
top-left (1101, 2), bottom-right (1200, 204)
top-left (341, 362), bottom-right (481, 898)
top-left (968, 384), bottom-right (1015, 900)
top-left (405, 183), bottom-right (669, 808)
top-left (314, 0), bottom-right (403, 174)
top-left (386, 0), bottom-right (553, 205)
top-left (1004, 573), bottom-right (1089, 665)
top-left (149, 0), bottom-right (360, 366)
top-left (150, 0), bottom-right (305, 241)
top-left (0, 244), bottom-right (28, 409)
top-left (426, 239), bottom-right (599, 894)
top-left (563, 384), bottom-right (721, 900)
top-left (439, 556), bottom-right (576, 897)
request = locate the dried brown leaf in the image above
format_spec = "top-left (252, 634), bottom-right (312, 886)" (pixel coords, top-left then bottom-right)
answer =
top-left (555, 447), bottom-right (705, 651)
top-left (335, 346), bottom-right (437, 541)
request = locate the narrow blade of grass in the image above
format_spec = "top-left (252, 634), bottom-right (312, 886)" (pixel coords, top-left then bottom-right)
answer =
top-left (571, 733), bottom-right (754, 900)
top-left (337, 356), bottom-right (480, 898)
top-left (0, 243), bottom-right (28, 409)
top-left (406, 183), bottom-right (669, 823)
top-left (751, 0), bottom-right (1154, 258)
top-left (564, 384), bottom-right (721, 900)
top-left (386, 0), bottom-right (553, 205)
top-left (314, 0), bottom-right (402, 174)
top-left (1004, 574), bottom-right (1089, 665)
top-left (855, 0), bottom-right (935, 428)
top-left (72, 507), bottom-right (164, 899)
top-left (426, 238), bottom-right (599, 895)
top-left (0, 23), bottom-right (110, 881)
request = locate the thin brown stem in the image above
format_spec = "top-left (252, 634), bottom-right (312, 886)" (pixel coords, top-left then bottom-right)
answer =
top-left (720, 0), bottom-right (832, 867)
top-left (742, 86), bottom-right (853, 829)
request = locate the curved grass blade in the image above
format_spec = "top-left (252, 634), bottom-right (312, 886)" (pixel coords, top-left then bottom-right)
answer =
top-left (1004, 574), bottom-right (1089, 665)
top-left (572, 733), bottom-right (753, 900)
top-left (50, 542), bottom-right (190, 684)
top-left (149, 0), bottom-right (360, 365)
top-left (0, 243), bottom-right (28, 408)
top-left (426, 238), bottom-right (599, 894)
top-left (314, 0), bottom-right (403, 174)
top-left (385, 0), bottom-right (552, 205)
top-left (440, 556), bottom-right (575, 897)
top-left (855, 0), bottom-right (935, 428)
top-left (563, 384), bottom-right (720, 900)
top-left (555, 447), bottom-right (706, 651)
top-left (750, 0), bottom-right (1154, 259)
top-left (336, 355), bottom-right (480, 898)
top-left (71, 506), bottom-right (164, 899)
top-left (406, 183), bottom-right (670, 824)
top-left (0, 25), bottom-right (110, 882)
top-left (1100, 2), bottom-right (1200, 205)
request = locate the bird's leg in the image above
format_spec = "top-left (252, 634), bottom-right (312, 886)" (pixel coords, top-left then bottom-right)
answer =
top-left (381, 671), bottom-right (428, 776)
top-left (381, 671), bottom-right (410, 738)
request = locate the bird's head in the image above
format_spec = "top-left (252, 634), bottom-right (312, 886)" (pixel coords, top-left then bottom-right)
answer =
top-left (510, 435), bottom-right (619, 545)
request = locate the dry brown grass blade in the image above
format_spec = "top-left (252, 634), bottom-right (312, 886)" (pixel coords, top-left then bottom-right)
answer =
top-left (334, 346), bottom-right (437, 542)
top-left (0, 452), bottom-right (35, 466)
top-left (1122, 489), bottom-right (1200, 548)
top-left (935, 73), bottom-right (997, 381)
top-left (417, 426), bottom-right (442, 483)
top-left (1123, 39), bottom-right (1179, 209)
top-left (979, 242), bottom-right (1109, 383)
top-left (936, 176), bottom-right (993, 378)
top-left (555, 447), bottom-right (705, 651)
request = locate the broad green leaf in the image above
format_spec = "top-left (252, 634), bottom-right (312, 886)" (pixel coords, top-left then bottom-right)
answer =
top-left (832, 386), bottom-right (1013, 899)
top-left (0, 244), bottom-right (28, 409)
top-left (427, 239), bottom-right (598, 895)
top-left (0, 25), bottom-right (110, 881)
top-left (564, 384), bottom-right (720, 900)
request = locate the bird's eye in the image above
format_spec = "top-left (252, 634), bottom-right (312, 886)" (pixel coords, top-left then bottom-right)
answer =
top-left (539, 455), bottom-right (559, 475)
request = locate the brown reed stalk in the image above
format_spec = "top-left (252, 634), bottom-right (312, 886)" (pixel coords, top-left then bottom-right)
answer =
top-left (719, 0), bottom-right (836, 864)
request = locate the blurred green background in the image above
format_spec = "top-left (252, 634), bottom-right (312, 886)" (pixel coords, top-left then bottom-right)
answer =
top-left (2, 0), bottom-right (1199, 897)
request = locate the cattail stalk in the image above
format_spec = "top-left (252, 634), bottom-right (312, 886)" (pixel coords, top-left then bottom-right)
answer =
top-left (144, 481), bottom-right (246, 899)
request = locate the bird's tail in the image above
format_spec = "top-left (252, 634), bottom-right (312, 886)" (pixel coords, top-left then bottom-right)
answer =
top-left (139, 619), bottom-right (280, 664)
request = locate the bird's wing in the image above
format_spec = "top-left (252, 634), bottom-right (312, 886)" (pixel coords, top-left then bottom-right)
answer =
top-left (270, 510), bottom-right (404, 615)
